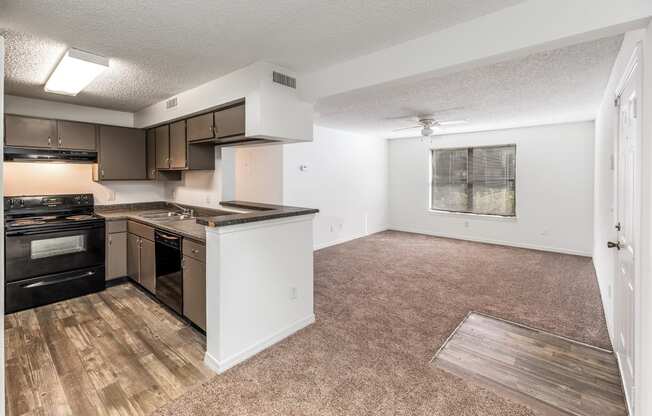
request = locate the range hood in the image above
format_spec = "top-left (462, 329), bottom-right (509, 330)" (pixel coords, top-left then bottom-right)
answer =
top-left (4, 146), bottom-right (98, 163)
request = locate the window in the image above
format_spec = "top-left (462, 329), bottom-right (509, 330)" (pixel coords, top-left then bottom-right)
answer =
top-left (431, 144), bottom-right (516, 216)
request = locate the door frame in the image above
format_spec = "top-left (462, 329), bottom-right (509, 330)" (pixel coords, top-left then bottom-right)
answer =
top-left (613, 42), bottom-right (643, 416)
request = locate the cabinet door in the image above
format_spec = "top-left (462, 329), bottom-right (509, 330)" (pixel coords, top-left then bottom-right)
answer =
top-left (169, 120), bottom-right (187, 169)
top-left (186, 113), bottom-right (214, 142)
top-left (183, 256), bottom-right (206, 331)
top-left (57, 120), bottom-right (96, 150)
top-left (127, 234), bottom-right (140, 283)
top-left (155, 125), bottom-right (170, 169)
top-left (214, 104), bottom-right (245, 138)
top-left (146, 129), bottom-right (157, 180)
top-left (5, 115), bottom-right (57, 148)
top-left (106, 232), bottom-right (127, 280)
top-left (140, 238), bottom-right (156, 294)
top-left (98, 126), bottom-right (147, 180)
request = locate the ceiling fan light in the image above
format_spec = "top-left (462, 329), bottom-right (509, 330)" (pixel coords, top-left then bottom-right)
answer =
top-left (421, 126), bottom-right (434, 136)
top-left (44, 48), bottom-right (109, 96)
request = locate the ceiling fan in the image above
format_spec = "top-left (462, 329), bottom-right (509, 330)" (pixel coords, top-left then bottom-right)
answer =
top-left (392, 115), bottom-right (468, 137)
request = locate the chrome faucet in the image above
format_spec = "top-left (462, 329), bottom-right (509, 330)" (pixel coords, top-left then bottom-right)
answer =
top-left (170, 202), bottom-right (194, 217)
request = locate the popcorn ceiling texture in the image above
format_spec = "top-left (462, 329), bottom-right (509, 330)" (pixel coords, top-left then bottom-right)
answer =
top-left (316, 35), bottom-right (624, 138)
top-left (1, 0), bottom-right (523, 111)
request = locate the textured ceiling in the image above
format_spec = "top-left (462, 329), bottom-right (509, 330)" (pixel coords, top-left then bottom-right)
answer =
top-left (316, 35), bottom-right (624, 138)
top-left (1, 0), bottom-right (524, 111)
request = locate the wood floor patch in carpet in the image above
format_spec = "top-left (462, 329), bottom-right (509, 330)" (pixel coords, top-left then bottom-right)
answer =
top-left (431, 312), bottom-right (627, 416)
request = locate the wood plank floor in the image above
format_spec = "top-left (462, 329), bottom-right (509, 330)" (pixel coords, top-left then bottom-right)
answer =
top-left (5, 283), bottom-right (214, 416)
top-left (432, 312), bottom-right (628, 416)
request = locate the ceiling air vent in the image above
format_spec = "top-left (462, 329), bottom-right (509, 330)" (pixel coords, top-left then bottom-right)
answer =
top-left (166, 97), bottom-right (178, 109)
top-left (272, 71), bottom-right (296, 89)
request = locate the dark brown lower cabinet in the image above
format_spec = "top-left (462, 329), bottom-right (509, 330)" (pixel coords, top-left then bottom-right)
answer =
top-left (183, 255), bottom-right (206, 331)
top-left (127, 233), bottom-right (140, 283)
top-left (127, 230), bottom-right (156, 293)
top-left (140, 238), bottom-right (156, 293)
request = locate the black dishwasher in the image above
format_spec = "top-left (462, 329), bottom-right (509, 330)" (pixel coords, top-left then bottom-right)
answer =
top-left (155, 230), bottom-right (183, 314)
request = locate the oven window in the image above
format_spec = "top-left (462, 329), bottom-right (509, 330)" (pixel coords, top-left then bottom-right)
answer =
top-left (31, 235), bottom-right (87, 259)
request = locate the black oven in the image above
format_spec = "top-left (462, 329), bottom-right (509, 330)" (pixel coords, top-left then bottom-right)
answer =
top-left (4, 194), bottom-right (106, 313)
top-left (5, 222), bottom-right (105, 283)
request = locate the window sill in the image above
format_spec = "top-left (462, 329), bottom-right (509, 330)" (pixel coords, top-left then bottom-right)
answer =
top-left (427, 209), bottom-right (518, 222)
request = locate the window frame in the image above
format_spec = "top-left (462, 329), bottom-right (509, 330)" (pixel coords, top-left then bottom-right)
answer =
top-left (429, 144), bottom-right (517, 218)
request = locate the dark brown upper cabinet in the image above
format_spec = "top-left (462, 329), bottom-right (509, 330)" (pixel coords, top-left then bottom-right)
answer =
top-left (169, 121), bottom-right (187, 169)
top-left (155, 125), bottom-right (171, 169)
top-left (57, 120), bottom-right (96, 151)
top-left (5, 115), bottom-right (96, 151)
top-left (5, 114), bottom-right (57, 148)
top-left (186, 113), bottom-right (214, 143)
top-left (94, 126), bottom-right (147, 181)
top-left (214, 104), bottom-right (245, 138)
top-left (146, 129), bottom-right (157, 180)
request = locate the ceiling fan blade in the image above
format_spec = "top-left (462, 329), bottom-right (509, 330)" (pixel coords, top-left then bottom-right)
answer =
top-left (437, 119), bottom-right (469, 126)
top-left (392, 125), bottom-right (422, 132)
top-left (384, 114), bottom-right (419, 121)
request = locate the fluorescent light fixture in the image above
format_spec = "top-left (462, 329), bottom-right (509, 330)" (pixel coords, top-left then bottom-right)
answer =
top-left (438, 120), bottom-right (469, 126)
top-left (44, 48), bottom-right (109, 96)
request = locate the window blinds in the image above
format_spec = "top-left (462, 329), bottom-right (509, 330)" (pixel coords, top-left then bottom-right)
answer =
top-left (431, 145), bottom-right (516, 216)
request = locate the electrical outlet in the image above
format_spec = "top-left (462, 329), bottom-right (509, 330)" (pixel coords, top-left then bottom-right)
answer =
top-left (290, 287), bottom-right (297, 300)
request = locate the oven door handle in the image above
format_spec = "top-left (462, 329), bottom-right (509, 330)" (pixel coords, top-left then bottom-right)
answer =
top-left (22, 271), bottom-right (96, 288)
top-left (6, 223), bottom-right (104, 236)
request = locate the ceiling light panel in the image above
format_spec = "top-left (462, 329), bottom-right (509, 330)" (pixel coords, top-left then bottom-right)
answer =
top-left (44, 48), bottom-right (109, 96)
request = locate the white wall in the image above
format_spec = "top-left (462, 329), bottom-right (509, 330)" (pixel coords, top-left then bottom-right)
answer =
top-left (234, 145), bottom-right (283, 204)
top-left (389, 121), bottom-right (595, 256)
top-left (283, 126), bottom-right (388, 249)
top-left (5, 95), bottom-right (133, 127)
top-left (3, 96), bottom-right (166, 204)
top-left (231, 126), bottom-right (389, 249)
top-left (165, 149), bottom-right (227, 208)
top-left (1, 34), bottom-right (6, 416)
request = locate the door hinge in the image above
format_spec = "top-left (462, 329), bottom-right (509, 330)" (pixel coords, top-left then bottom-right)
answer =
top-left (615, 222), bottom-right (621, 231)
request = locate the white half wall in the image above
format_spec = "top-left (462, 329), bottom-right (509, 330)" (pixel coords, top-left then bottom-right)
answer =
top-left (389, 121), bottom-right (595, 256)
top-left (283, 126), bottom-right (388, 249)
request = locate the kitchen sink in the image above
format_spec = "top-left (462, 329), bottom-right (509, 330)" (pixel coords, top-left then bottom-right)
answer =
top-left (139, 211), bottom-right (194, 221)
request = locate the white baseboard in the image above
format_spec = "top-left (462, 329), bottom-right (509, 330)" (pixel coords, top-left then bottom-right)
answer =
top-left (204, 314), bottom-right (316, 374)
top-left (314, 226), bottom-right (389, 251)
top-left (389, 226), bottom-right (592, 257)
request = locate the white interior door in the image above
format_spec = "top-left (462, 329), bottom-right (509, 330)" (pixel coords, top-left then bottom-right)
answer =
top-left (613, 49), bottom-right (641, 413)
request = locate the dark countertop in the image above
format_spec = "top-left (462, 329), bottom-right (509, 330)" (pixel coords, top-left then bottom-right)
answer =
top-left (95, 201), bottom-right (318, 241)
top-left (196, 201), bottom-right (319, 227)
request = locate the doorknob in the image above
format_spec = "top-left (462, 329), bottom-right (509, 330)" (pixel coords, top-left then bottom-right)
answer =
top-left (607, 241), bottom-right (621, 250)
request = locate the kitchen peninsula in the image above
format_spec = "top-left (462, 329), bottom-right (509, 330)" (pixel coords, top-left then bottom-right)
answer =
top-left (98, 200), bottom-right (318, 373)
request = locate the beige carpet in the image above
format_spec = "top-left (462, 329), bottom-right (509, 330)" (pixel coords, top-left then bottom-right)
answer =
top-left (153, 230), bottom-right (612, 416)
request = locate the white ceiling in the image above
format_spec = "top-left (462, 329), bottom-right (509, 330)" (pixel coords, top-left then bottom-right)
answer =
top-left (315, 35), bottom-right (624, 138)
top-left (1, 0), bottom-right (524, 111)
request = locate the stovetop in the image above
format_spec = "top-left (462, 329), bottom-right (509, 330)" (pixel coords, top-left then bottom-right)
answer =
top-left (4, 194), bottom-right (103, 232)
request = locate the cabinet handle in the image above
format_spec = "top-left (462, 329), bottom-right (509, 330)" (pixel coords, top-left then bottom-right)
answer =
top-left (58, 137), bottom-right (62, 147)
top-left (192, 249), bottom-right (199, 254)
top-left (181, 258), bottom-right (186, 269)
top-left (212, 126), bottom-right (217, 137)
top-left (151, 169), bottom-right (156, 176)
top-left (108, 236), bottom-right (112, 246)
top-left (48, 136), bottom-right (52, 146)
top-left (101, 169), bottom-right (105, 178)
